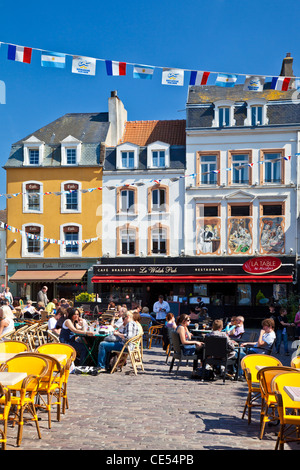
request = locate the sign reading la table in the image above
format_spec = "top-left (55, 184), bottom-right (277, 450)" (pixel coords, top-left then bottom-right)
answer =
top-left (242, 256), bottom-right (282, 275)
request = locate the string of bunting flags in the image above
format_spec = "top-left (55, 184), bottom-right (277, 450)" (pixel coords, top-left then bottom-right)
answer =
top-left (0, 221), bottom-right (98, 246)
top-left (1, 41), bottom-right (300, 89)
top-left (0, 153), bottom-right (297, 199)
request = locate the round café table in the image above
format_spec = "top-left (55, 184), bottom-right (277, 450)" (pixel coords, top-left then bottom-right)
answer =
top-left (75, 331), bottom-right (110, 366)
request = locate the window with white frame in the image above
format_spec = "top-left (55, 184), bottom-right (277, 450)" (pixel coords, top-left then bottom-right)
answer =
top-left (200, 155), bottom-right (218, 185)
top-left (60, 224), bottom-right (82, 257)
top-left (232, 154), bottom-right (249, 184)
top-left (151, 227), bottom-right (167, 254)
top-left (29, 149), bottom-right (39, 165)
top-left (23, 182), bottom-right (43, 213)
top-left (152, 150), bottom-right (165, 167)
top-left (66, 148), bottom-right (77, 165)
top-left (219, 107), bottom-right (230, 127)
top-left (116, 143), bottom-right (139, 170)
top-left (61, 182), bottom-right (81, 213)
top-left (147, 141), bottom-right (170, 169)
top-left (121, 151), bottom-right (135, 169)
top-left (22, 224), bottom-right (43, 257)
top-left (120, 189), bottom-right (135, 213)
top-left (212, 100), bottom-right (235, 128)
top-left (61, 136), bottom-right (81, 166)
top-left (23, 136), bottom-right (44, 166)
top-left (264, 153), bottom-right (282, 183)
top-left (251, 106), bottom-right (263, 126)
top-left (152, 188), bottom-right (166, 211)
top-left (244, 99), bottom-right (268, 126)
top-left (121, 228), bottom-right (136, 255)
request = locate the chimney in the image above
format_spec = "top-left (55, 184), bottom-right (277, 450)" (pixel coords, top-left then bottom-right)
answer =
top-left (107, 91), bottom-right (127, 146)
top-left (280, 53), bottom-right (295, 89)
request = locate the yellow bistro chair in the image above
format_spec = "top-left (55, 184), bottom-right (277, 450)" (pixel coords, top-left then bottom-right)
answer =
top-left (35, 343), bottom-right (76, 414)
top-left (272, 371), bottom-right (300, 450)
top-left (257, 366), bottom-right (300, 440)
top-left (291, 356), bottom-right (300, 369)
top-left (33, 353), bottom-right (64, 429)
top-left (240, 354), bottom-right (282, 424)
top-left (0, 384), bottom-right (11, 450)
top-left (0, 353), bottom-right (49, 447)
top-left (0, 340), bottom-right (29, 353)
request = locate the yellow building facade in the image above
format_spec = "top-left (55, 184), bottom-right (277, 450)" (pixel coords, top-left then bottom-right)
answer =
top-left (4, 108), bottom-right (111, 301)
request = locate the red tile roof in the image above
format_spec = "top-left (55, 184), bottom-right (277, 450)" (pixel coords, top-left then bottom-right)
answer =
top-left (120, 120), bottom-right (186, 146)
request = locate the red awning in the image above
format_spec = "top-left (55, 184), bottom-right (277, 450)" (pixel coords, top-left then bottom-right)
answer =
top-left (91, 275), bottom-right (293, 284)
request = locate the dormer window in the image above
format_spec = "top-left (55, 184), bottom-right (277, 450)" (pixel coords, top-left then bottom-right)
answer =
top-left (23, 136), bottom-right (44, 166)
top-left (147, 141), bottom-right (170, 168)
top-left (219, 107), bottom-right (230, 127)
top-left (251, 106), bottom-right (263, 126)
top-left (116, 143), bottom-right (139, 169)
top-left (61, 135), bottom-right (81, 166)
top-left (152, 150), bottom-right (165, 167)
top-left (29, 149), bottom-right (39, 165)
top-left (212, 100), bottom-right (235, 128)
top-left (244, 99), bottom-right (268, 126)
top-left (66, 148), bottom-right (77, 165)
top-left (122, 151), bottom-right (134, 168)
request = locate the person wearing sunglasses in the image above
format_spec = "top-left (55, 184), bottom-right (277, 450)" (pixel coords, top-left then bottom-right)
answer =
top-left (176, 314), bottom-right (204, 375)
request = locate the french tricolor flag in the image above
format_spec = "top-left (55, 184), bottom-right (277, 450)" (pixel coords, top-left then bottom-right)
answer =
top-left (271, 76), bottom-right (291, 91)
top-left (8, 44), bottom-right (32, 63)
top-left (105, 60), bottom-right (126, 76)
top-left (189, 70), bottom-right (210, 86)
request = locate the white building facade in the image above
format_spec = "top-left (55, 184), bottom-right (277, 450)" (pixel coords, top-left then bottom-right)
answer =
top-left (184, 75), bottom-right (299, 319)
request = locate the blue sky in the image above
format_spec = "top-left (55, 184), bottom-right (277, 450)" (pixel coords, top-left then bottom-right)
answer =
top-left (0, 0), bottom-right (299, 212)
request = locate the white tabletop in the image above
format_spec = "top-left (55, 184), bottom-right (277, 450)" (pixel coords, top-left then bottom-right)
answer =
top-left (0, 371), bottom-right (27, 386)
top-left (283, 386), bottom-right (300, 401)
top-left (0, 353), bottom-right (17, 363)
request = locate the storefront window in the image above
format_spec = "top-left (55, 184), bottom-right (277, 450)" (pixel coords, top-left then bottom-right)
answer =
top-left (237, 284), bottom-right (251, 305)
top-left (273, 284), bottom-right (287, 301)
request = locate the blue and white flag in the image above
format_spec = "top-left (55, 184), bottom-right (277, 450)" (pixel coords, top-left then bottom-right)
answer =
top-left (72, 56), bottom-right (96, 76)
top-left (215, 73), bottom-right (237, 87)
top-left (133, 64), bottom-right (154, 79)
top-left (41, 51), bottom-right (66, 68)
top-left (162, 68), bottom-right (184, 86)
top-left (243, 75), bottom-right (265, 92)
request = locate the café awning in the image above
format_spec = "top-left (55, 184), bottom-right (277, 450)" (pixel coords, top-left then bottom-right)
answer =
top-left (91, 274), bottom-right (293, 283)
top-left (9, 270), bottom-right (87, 283)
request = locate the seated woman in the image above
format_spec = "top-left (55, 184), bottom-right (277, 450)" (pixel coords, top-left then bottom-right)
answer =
top-left (176, 314), bottom-right (204, 375)
top-left (165, 312), bottom-right (177, 329)
top-left (132, 310), bottom-right (143, 335)
top-left (0, 307), bottom-right (15, 339)
top-left (59, 308), bottom-right (92, 365)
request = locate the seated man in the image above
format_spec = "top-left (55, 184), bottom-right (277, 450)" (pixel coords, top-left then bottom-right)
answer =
top-left (228, 316), bottom-right (245, 340)
top-left (97, 311), bottom-right (140, 371)
top-left (207, 319), bottom-right (237, 360)
top-left (240, 318), bottom-right (276, 354)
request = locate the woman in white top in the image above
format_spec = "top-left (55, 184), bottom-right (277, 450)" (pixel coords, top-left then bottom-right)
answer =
top-left (0, 307), bottom-right (15, 340)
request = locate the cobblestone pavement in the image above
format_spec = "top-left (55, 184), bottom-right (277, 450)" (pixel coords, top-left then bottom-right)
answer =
top-left (4, 333), bottom-right (299, 452)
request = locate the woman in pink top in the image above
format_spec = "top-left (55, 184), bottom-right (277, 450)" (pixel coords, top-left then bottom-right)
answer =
top-left (294, 305), bottom-right (300, 339)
